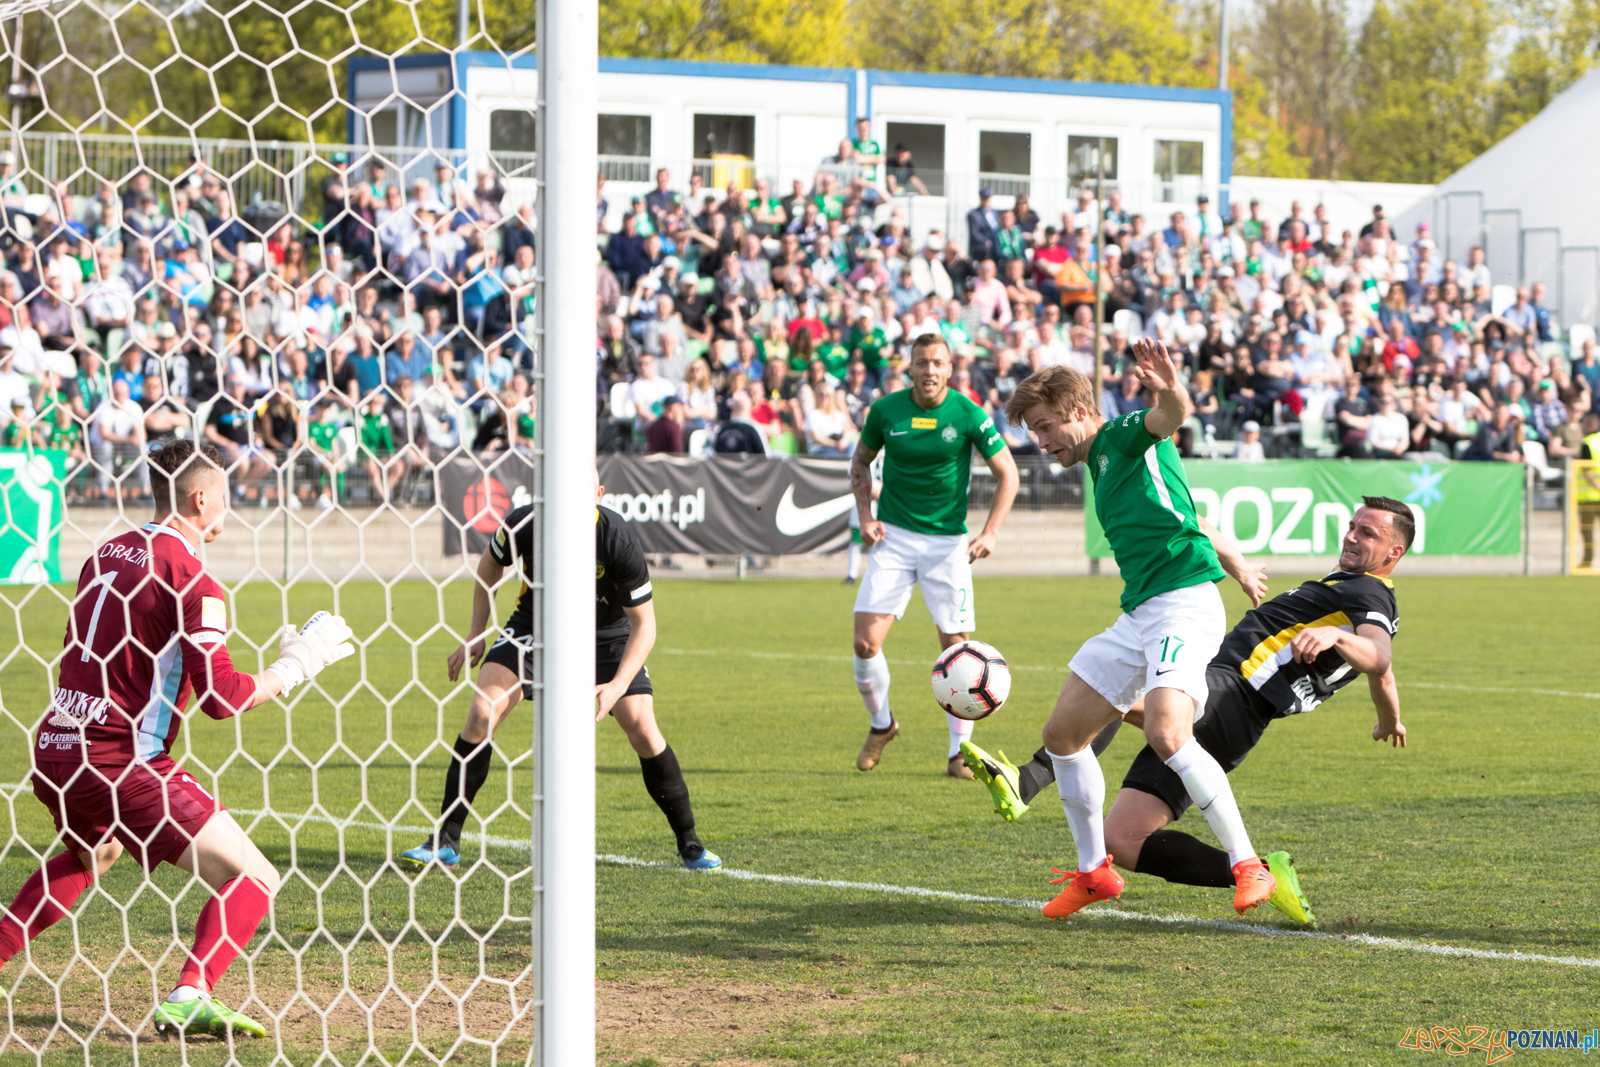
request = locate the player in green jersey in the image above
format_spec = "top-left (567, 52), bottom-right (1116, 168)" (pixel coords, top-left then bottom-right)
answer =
top-left (1004, 340), bottom-right (1277, 920)
top-left (849, 334), bottom-right (1019, 777)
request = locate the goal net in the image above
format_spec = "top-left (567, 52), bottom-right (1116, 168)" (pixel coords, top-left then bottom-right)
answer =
top-left (0, 1), bottom-right (591, 1060)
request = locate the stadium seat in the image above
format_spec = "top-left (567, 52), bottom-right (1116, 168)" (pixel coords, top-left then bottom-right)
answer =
top-left (1568, 323), bottom-right (1596, 351)
top-left (1521, 440), bottom-right (1563, 487)
top-left (685, 428), bottom-right (711, 457)
top-left (608, 381), bottom-right (636, 420)
top-left (1113, 309), bottom-right (1144, 337)
top-left (1491, 285), bottom-right (1516, 316)
top-left (1298, 412), bottom-right (1338, 458)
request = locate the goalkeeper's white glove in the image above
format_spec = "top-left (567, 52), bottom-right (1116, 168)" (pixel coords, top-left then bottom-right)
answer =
top-left (267, 611), bottom-right (356, 692)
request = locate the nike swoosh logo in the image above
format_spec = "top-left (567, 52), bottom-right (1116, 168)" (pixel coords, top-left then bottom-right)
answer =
top-left (774, 485), bottom-right (857, 537)
top-left (888, 429), bottom-right (909, 436)
top-left (1155, 669), bottom-right (1176, 676)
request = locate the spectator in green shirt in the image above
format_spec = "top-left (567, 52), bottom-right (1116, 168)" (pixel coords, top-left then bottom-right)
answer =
top-left (813, 172), bottom-right (844, 220)
top-left (852, 119), bottom-right (884, 185)
top-left (359, 395), bottom-right (401, 506)
top-left (996, 209), bottom-right (1026, 268)
top-left (818, 321), bottom-right (853, 379)
top-left (847, 307), bottom-right (888, 380)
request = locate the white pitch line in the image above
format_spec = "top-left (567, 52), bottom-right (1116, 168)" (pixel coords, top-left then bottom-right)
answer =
top-left (599, 853), bottom-right (1600, 971)
top-left (658, 647), bottom-right (1600, 698)
top-left (5, 795), bottom-right (1595, 971)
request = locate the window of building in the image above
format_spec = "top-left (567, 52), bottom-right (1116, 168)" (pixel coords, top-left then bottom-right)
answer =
top-left (884, 121), bottom-right (945, 195)
top-left (598, 114), bottom-right (651, 181)
top-left (1067, 136), bottom-right (1119, 192)
top-left (1153, 139), bottom-right (1204, 203)
top-left (978, 130), bottom-right (1031, 197)
top-left (489, 109), bottom-right (537, 154)
top-left (692, 114), bottom-right (754, 159)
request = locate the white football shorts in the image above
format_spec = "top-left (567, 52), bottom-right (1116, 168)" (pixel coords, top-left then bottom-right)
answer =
top-left (1068, 582), bottom-right (1227, 718)
top-left (853, 522), bottom-right (975, 635)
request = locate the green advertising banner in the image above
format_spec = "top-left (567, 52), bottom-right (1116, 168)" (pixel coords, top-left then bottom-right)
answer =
top-left (1086, 459), bottom-right (1523, 558)
top-left (0, 449), bottom-right (67, 584)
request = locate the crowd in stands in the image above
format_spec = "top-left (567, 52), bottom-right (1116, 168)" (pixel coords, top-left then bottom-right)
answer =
top-left (0, 148), bottom-right (536, 507)
top-left (598, 145), bottom-right (1600, 470)
top-left (1, 131), bottom-right (1597, 514)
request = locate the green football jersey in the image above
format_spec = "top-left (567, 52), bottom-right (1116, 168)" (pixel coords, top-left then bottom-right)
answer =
top-left (1087, 410), bottom-right (1225, 613)
top-left (308, 419), bottom-right (339, 453)
top-left (859, 389), bottom-right (1005, 536)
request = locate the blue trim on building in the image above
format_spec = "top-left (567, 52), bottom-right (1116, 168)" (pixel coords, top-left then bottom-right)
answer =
top-left (341, 53), bottom-right (1231, 186)
top-left (864, 68), bottom-right (1229, 107)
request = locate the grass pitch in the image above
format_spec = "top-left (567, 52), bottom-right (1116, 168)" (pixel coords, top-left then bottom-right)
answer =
top-left (1, 571), bottom-right (1597, 1065)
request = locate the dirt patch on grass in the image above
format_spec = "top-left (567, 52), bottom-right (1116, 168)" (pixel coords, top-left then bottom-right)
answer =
top-left (598, 977), bottom-right (868, 1066)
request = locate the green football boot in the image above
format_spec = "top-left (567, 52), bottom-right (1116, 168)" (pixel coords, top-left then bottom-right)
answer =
top-left (154, 996), bottom-right (268, 1039)
top-left (1263, 850), bottom-right (1317, 928)
top-left (959, 741), bottom-right (1030, 822)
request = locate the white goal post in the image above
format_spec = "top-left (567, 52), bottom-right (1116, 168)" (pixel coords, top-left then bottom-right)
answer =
top-left (0, 0), bottom-right (599, 1061)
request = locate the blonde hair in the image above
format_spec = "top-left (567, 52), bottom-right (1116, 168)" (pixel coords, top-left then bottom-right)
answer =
top-left (1004, 365), bottom-right (1098, 424)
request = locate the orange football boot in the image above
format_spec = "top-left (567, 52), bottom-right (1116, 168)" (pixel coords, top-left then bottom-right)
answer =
top-left (1042, 855), bottom-right (1125, 920)
top-left (1231, 856), bottom-right (1276, 915)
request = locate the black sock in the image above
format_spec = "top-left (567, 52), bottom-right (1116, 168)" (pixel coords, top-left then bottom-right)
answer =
top-left (1018, 747), bottom-right (1056, 805)
top-left (1134, 829), bottom-right (1234, 888)
top-left (1017, 721), bottom-right (1121, 805)
top-left (1089, 718), bottom-right (1121, 757)
top-left (438, 734), bottom-right (493, 852)
top-left (639, 746), bottom-right (701, 859)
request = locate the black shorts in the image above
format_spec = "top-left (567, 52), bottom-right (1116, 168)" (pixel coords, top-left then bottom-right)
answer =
top-left (482, 622), bottom-right (652, 704)
top-left (1121, 665), bottom-right (1274, 821)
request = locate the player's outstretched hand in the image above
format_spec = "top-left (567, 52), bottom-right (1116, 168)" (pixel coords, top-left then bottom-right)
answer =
top-left (447, 638), bottom-right (487, 682)
top-left (859, 519), bottom-right (886, 549)
top-left (277, 612), bottom-right (356, 682)
top-left (1130, 338), bottom-right (1181, 393)
top-left (1235, 559), bottom-right (1269, 607)
top-left (1373, 719), bottom-right (1407, 747)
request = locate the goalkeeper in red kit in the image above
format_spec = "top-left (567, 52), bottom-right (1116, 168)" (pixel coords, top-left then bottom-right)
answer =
top-left (0, 440), bottom-right (355, 1039)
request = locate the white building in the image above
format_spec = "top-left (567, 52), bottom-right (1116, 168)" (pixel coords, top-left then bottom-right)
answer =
top-left (344, 55), bottom-right (1232, 252)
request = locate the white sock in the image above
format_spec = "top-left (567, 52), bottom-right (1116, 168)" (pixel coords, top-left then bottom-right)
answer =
top-left (1047, 747), bottom-right (1107, 871)
top-left (945, 713), bottom-right (973, 759)
top-left (1163, 738), bottom-right (1256, 867)
top-left (852, 652), bottom-right (892, 730)
top-left (165, 984), bottom-right (204, 1004)
top-left (847, 543), bottom-right (862, 579)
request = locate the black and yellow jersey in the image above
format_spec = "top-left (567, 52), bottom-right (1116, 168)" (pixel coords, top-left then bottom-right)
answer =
top-left (490, 504), bottom-right (653, 642)
top-left (1214, 570), bottom-right (1398, 717)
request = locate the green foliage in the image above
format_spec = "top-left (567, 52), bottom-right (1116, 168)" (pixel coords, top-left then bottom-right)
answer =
top-left (849, 0), bottom-right (1211, 86)
top-left (599, 0), bottom-right (853, 67)
top-left (1344, 0), bottom-right (1495, 182)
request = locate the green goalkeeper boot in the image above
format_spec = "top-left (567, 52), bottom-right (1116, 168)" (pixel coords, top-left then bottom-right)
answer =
top-left (154, 996), bottom-right (268, 1039)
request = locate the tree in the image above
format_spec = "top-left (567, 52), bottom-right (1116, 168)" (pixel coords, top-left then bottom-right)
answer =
top-left (1345, 0), bottom-right (1495, 183)
top-left (600, 0), bottom-right (853, 67)
top-left (1238, 0), bottom-right (1356, 177)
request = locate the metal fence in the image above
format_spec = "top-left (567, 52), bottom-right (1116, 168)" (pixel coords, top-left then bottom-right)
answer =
top-left (1416, 190), bottom-right (1600, 339)
top-left (14, 131), bottom-right (538, 232)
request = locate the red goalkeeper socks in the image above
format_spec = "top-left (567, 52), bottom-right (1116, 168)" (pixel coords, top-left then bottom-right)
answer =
top-left (0, 852), bottom-right (95, 966)
top-left (178, 876), bottom-right (272, 991)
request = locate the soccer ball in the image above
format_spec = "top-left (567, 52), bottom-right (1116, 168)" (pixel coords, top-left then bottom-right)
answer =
top-left (930, 641), bottom-right (1012, 721)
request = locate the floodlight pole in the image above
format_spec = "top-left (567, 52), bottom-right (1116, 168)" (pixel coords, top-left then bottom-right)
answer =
top-left (535, 0), bottom-right (597, 1061)
top-left (1218, 0), bottom-right (1229, 91)
top-left (1092, 139), bottom-right (1105, 408)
